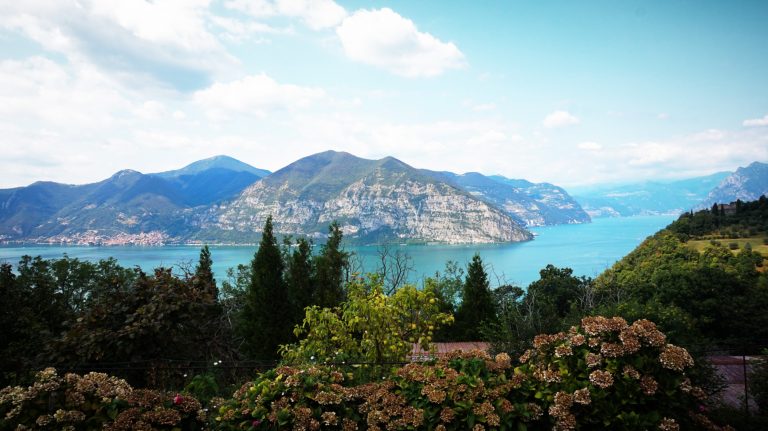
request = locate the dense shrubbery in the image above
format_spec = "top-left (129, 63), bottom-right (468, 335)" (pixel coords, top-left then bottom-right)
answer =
top-left (213, 316), bottom-right (729, 431)
top-left (0, 368), bottom-right (206, 430)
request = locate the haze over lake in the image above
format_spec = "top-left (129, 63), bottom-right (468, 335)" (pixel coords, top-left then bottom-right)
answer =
top-left (0, 215), bottom-right (675, 287)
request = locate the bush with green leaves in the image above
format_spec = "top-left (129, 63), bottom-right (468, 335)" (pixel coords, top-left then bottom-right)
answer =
top-left (517, 316), bottom-right (724, 430)
top-left (280, 274), bottom-right (454, 367)
top-left (214, 351), bottom-right (546, 431)
top-left (0, 368), bottom-right (206, 431)
top-left (751, 349), bottom-right (768, 415)
top-left (215, 316), bottom-right (731, 431)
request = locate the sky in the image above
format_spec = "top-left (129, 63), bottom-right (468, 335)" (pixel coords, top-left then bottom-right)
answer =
top-left (1, 0), bottom-right (767, 189)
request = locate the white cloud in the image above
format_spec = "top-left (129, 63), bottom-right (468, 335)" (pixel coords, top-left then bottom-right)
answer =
top-left (209, 15), bottom-right (289, 44)
top-left (0, 1), bottom-right (237, 90)
top-left (336, 8), bottom-right (465, 77)
top-left (193, 74), bottom-right (325, 120)
top-left (743, 114), bottom-right (768, 127)
top-left (542, 110), bottom-right (580, 128)
top-left (578, 142), bottom-right (602, 151)
top-left (225, 0), bottom-right (347, 30)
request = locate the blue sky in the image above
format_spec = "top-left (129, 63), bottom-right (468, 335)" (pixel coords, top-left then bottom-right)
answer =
top-left (0, 0), bottom-right (766, 189)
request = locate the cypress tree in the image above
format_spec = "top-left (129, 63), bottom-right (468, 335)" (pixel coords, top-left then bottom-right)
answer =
top-left (240, 216), bottom-right (291, 360)
top-left (313, 221), bottom-right (349, 308)
top-left (455, 254), bottom-right (497, 340)
top-left (286, 237), bottom-right (314, 325)
top-left (194, 245), bottom-right (217, 298)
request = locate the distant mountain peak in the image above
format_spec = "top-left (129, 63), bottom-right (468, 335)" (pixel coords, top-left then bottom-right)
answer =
top-left (155, 155), bottom-right (270, 179)
top-left (700, 161), bottom-right (768, 207)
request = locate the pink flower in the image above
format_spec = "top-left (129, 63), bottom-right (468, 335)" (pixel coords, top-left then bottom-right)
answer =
top-left (173, 394), bottom-right (184, 405)
top-left (252, 419), bottom-right (262, 427)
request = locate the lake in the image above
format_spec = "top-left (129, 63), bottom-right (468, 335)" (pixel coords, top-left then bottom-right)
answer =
top-left (0, 215), bottom-right (676, 287)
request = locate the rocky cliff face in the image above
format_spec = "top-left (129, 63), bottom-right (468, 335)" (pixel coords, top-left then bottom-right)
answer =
top-left (699, 162), bottom-right (768, 207)
top-left (213, 152), bottom-right (532, 244)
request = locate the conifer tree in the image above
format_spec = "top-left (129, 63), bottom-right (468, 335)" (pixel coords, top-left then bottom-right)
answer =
top-left (286, 237), bottom-right (314, 325)
top-left (194, 245), bottom-right (217, 298)
top-left (313, 221), bottom-right (349, 308)
top-left (240, 216), bottom-right (291, 360)
top-left (455, 254), bottom-right (497, 340)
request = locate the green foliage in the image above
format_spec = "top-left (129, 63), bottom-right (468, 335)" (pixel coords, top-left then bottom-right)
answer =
top-left (285, 237), bottom-right (314, 326)
top-left (184, 373), bottom-right (220, 406)
top-left (0, 368), bottom-right (205, 431)
top-left (49, 267), bottom-right (223, 387)
top-left (455, 254), bottom-right (497, 340)
top-left (0, 256), bottom-right (136, 387)
top-left (239, 216), bottom-right (292, 360)
top-left (280, 275), bottom-right (453, 369)
top-left (595, 227), bottom-right (768, 348)
top-left (215, 316), bottom-right (730, 431)
top-left (313, 221), bottom-right (350, 309)
top-left (516, 316), bottom-right (722, 430)
top-left (668, 196), bottom-right (768, 239)
top-left (194, 245), bottom-right (217, 297)
top-left (751, 350), bottom-right (768, 415)
top-left (487, 265), bottom-right (595, 357)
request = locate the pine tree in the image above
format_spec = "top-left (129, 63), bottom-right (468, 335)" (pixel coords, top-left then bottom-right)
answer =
top-left (286, 237), bottom-right (314, 325)
top-left (240, 216), bottom-right (291, 360)
top-left (313, 221), bottom-right (349, 308)
top-left (455, 254), bottom-right (497, 340)
top-left (194, 245), bottom-right (217, 298)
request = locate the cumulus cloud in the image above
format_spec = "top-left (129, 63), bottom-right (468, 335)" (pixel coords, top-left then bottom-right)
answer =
top-left (743, 114), bottom-right (768, 127)
top-left (336, 8), bottom-right (465, 77)
top-left (193, 74), bottom-right (325, 120)
top-left (542, 110), bottom-right (580, 128)
top-left (225, 0), bottom-right (347, 30)
top-left (0, 0), bottom-right (236, 90)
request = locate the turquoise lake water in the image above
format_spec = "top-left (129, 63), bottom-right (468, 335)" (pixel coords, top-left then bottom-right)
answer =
top-left (0, 215), bottom-right (676, 287)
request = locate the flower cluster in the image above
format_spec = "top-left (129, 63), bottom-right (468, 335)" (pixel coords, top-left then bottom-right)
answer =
top-left (0, 368), bottom-right (204, 430)
top-left (516, 316), bottom-right (726, 430)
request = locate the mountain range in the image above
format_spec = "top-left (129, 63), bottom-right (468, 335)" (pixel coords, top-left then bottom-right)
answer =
top-left (2, 153), bottom-right (764, 245)
top-left (572, 162), bottom-right (768, 217)
top-left (0, 152), bottom-right (589, 245)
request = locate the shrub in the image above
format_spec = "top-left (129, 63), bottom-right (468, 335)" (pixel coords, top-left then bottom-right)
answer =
top-left (751, 350), bottom-right (768, 415)
top-left (517, 316), bottom-right (725, 430)
top-left (0, 368), bottom-right (206, 431)
top-left (214, 352), bottom-right (546, 431)
top-left (728, 242), bottom-right (739, 250)
top-left (216, 316), bottom-right (732, 431)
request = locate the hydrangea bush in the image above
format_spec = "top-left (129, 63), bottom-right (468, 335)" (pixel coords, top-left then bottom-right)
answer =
top-left (517, 316), bottom-right (727, 431)
top-left (216, 316), bottom-right (732, 431)
top-left (0, 368), bottom-right (206, 430)
top-left (2, 317), bottom-right (734, 430)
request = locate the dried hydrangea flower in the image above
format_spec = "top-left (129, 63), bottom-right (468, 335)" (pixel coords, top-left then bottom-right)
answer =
top-left (589, 370), bottom-right (614, 389)
top-left (659, 344), bottom-right (694, 372)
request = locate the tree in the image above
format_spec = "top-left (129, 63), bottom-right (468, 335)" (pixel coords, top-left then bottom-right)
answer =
top-left (193, 245), bottom-right (217, 298)
top-left (280, 274), bottom-right (453, 368)
top-left (313, 221), bottom-right (349, 308)
top-left (286, 237), bottom-right (314, 325)
top-left (454, 254), bottom-right (497, 340)
top-left (239, 216), bottom-right (292, 360)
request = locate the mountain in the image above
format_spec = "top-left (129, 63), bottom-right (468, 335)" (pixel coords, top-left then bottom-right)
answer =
top-left (0, 152), bottom-right (591, 245)
top-left (421, 171), bottom-right (590, 226)
top-left (698, 162), bottom-right (768, 207)
top-left (154, 155), bottom-right (270, 179)
top-left (0, 157), bottom-right (269, 244)
top-left (573, 172), bottom-right (730, 217)
top-left (208, 151), bottom-right (533, 244)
